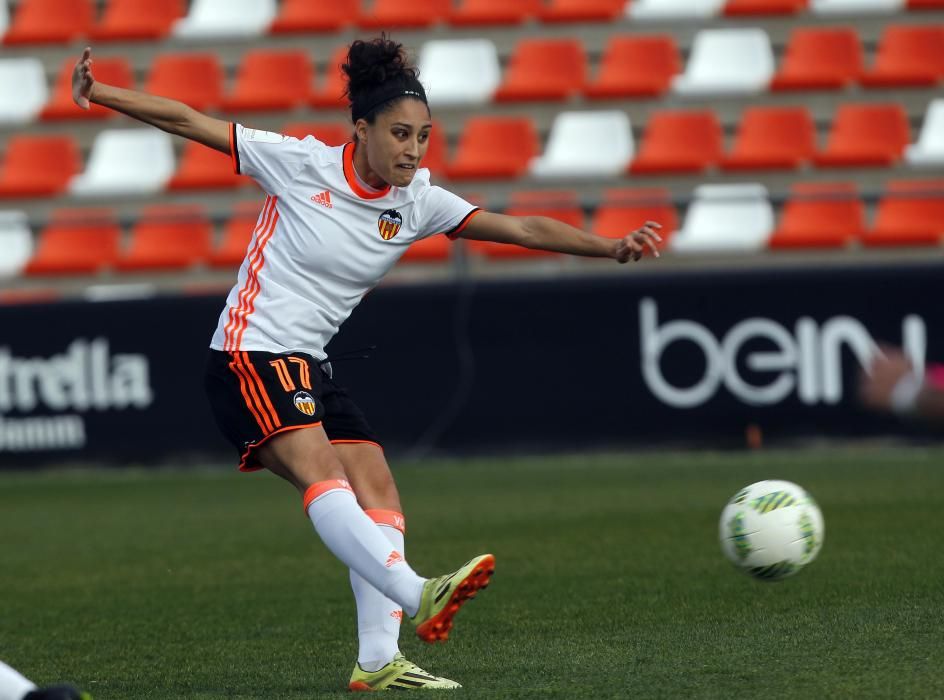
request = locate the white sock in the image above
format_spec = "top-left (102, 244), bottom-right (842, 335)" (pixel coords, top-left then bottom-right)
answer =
top-left (351, 510), bottom-right (406, 672)
top-left (304, 480), bottom-right (424, 616)
top-left (0, 660), bottom-right (36, 700)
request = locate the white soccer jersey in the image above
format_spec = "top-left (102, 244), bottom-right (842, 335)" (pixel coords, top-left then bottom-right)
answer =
top-left (210, 123), bottom-right (481, 360)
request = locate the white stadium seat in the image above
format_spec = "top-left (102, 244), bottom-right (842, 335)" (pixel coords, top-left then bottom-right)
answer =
top-left (905, 100), bottom-right (944, 168)
top-left (629, 0), bottom-right (724, 20)
top-left (530, 110), bottom-right (634, 178)
top-left (811, 0), bottom-right (904, 13)
top-left (671, 184), bottom-right (774, 253)
top-left (0, 58), bottom-right (48, 125)
top-left (0, 211), bottom-right (33, 277)
top-left (673, 29), bottom-right (774, 96)
top-left (0, 0), bottom-right (9, 41)
top-left (419, 39), bottom-right (501, 107)
top-left (69, 129), bottom-right (175, 197)
top-left (172, 0), bottom-right (276, 38)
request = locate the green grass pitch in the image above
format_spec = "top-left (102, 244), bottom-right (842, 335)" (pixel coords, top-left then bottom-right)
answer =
top-left (1, 447), bottom-right (943, 699)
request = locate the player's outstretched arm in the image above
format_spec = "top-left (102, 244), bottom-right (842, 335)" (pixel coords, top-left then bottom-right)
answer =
top-left (460, 211), bottom-right (662, 263)
top-left (72, 46), bottom-right (230, 155)
top-left (860, 348), bottom-right (944, 420)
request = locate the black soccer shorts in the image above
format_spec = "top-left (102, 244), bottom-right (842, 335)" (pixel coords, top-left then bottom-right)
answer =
top-left (204, 349), bottom-right (382, 471)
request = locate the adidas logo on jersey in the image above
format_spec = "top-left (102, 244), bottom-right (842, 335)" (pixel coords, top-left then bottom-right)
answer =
top-left (311, 191), bottom-right (333, 208)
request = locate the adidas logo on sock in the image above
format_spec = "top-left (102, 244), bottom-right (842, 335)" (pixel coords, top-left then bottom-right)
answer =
top-left (385, 550), bottom-right (404, 568)
top-left (311, 190), bottom-right (333, 208)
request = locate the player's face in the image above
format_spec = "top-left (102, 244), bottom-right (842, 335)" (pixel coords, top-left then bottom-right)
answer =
top-left (366, 99), bottom-right (432, 188)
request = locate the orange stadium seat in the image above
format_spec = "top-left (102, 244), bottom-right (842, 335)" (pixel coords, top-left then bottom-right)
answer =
top-left (167, 142), bottom-right (246, 191)
top-left (538, 0), bottom-right (626, 23)
top-left (584, 35), bottom-right (681, 99)
top-left (281, 122), bottom-right (350, 146)
top-left (310, 46), bottom-right (349, 110)
top-left (860, 25), bottom-right (944, 88)
top-left (591, 188), bottom-right (678, 247)
top-left (721, 106), bottom-right (816, 171)
top-left (494, 38), bottom-right (587, 102)
top-left (421, 125), bottom-right (447, 178)
top-left (399, 235), bottom-right (452, 263)
top-left (449, 0), bottom-right (540, 25)
top-left (813, 103), bottom-right (910, 168)
top-left (115, 205), bottom-right (211, 271)
top-left (863, 180), bottom-right (944, 246)
top-left (446, 117), bottom-right (539, 180)
top-left (3, 0), bottom-right (92, 45)
top-left (630, 110), bottom-right (723, 174)
top-left (90, 0), bottom-right (184, 41)
top-left (270, 0), bottom-right (357, 33)
top-left (41, 56), bottom-right (133, 121)
top-left (208, 202), bottom-right (260, 268)
top-left (0, 135), bottom-right (80, 198)
top-left (770, 27), bottom-right (862, 91)
top-left (358, 0), bottom-right (450, 28)
top-left (724, 0), bottom-right (808, 14)
top-left (907, 0), bottom-right (944, 7)
top-left (24, 209), bottom-right (121, 275)
top-left (768, 183), bottom-right (864, 248)
top-left (470, 191), bottom-right (582, 259)
top-left (144, 53), bottom-right (224, 112)
top-left (220, 50), bottom-right (313, 113)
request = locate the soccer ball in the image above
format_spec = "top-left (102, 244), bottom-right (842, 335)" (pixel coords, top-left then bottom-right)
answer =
top-left (719, 480), bottom-right (824, 581)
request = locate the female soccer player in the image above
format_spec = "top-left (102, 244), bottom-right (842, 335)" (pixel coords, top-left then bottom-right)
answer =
top-left (0, 660), bottom-right (90, 700)
top-left (71, 37), bottom-right (661, 691)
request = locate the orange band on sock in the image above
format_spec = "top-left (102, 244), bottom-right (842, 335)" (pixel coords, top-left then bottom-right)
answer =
top-left (365, 508), bottom-right (406, 533)
top-left (302, 478), bottom-right (353, 512)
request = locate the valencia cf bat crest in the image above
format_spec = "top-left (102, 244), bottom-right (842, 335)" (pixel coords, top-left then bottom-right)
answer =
top-left (377, 209), bottom-right (403, 241)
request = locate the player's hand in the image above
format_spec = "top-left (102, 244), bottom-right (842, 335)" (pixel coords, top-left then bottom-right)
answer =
top-left (859, 346), bottom-right (913, 411)
top-left (613, 221), bottom-right (662, 263)
top-left (72, 46), bottom-right (95, 110)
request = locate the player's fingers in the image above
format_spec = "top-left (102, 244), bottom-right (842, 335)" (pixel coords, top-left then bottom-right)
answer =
top-left (637, 225), bottom-right (663, 243)
top-left (81, 46), bottom-right (91, 61)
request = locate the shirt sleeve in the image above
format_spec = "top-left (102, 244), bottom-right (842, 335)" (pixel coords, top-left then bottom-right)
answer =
top-left (230, 123), bottom-right (313, 196)
top-left (415, 185), bottom-right (482, 240)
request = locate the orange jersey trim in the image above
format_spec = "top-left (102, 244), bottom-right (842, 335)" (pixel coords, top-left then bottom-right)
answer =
top-left (229, 122), bottom-right (240, 174)
top-left (342, 142), bottom-right (391, 200)
top-left (365, 509), bottom-right (406, 533)
top-left (237, 422), bottom-right (323, 472)
top-left (242, 352), bottom-right (281, 430)
top-left (228, 352), bottom-right (274, 435)
top-left (303, 478), bottom-right (354, 512)
top-left (444, 208), bottom-right (483, 240)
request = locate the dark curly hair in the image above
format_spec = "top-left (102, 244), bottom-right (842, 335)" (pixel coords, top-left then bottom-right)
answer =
top-left (342, 35), bottom-right (427, 123)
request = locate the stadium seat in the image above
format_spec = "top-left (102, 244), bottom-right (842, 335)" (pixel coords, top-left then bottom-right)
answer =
top-left (2, 0), bottom-right (92, 45)
top-left (116, 205), bottom-right (211, 271)
top-left (310, 46), bottom-right (349, 110)
top-left (358, 0), bottom-right (450, 28)
top-left (905, 99), bottom-right (944, 167)
top-left (0, 58), bottom-right (48, 124)
top-left (860, 26), bottom-right (944, 88)
top-left (220, 50), bottom-right (313, 113)
top-left (144, 53), bottom-right (223, 112)
top-left (538, 0), bottom-right (626, 22)
top-left (41, 57), bottom-right (133, 121)
top-left (811, 0), bottom-right (904, 12)
top-left (281, 122), bottom-right (350, 146)
top-left (399, 235), bottom-right (452, 263)
top-left (421, 124), bottom-right (447, 178)
top-left (269, 0), bottom-right (357, 33)
top-left (584, 35), bottom-right (681, 99)
top-left (630, 110), bottom-right (722, 174)
top-left (721, 106), bottom-right (816, 171)
top-left (864, 180), bottom-right (944, 246)
top-left (446, 117), bottom-right (539, 180)
top-left (907, 0), bottom-right (944, 7)
top-left (630, 0), bottom-right (724, 19)
top-left (591, 188), bottom-right (678, 247)
top-left (419, 39), bottom-right (500, 107)
top-left (470, 191), bottom-right (581, 259)
top-left (167, 142), bottom-right (245, 191)
top-left (813, 103), bottom-right (910, 167)
top-left (0, 211), bottom-right (32, 277)
top-left (173, 0), bottom-right (275, 38)
top-left (768, 183), bottom-right (864, 248)
top-left (530, 111), bottom-right (634, 178)
top-left (671, 183), bottom-right (774, 253)
top-left (90, 0), bottom-right (184, 41)
top-left (69, 128), bottom-right (175, 196)
top-left (449, 0), bottom-right (540, 25)
top-left (208, 202), bottom-right (258, 268)
top-left (0, 135), bottom-right (80, 198)
top-left (724, 0), bottom-right (808, 13)
top-left (494, 38), bottom-right (586, 102)
top-left (24, 208), bottom-right (120, 275)
top-left (673, 28), bottom-right (775, 95)
top-left (770, 27), bottom-right (863, 90)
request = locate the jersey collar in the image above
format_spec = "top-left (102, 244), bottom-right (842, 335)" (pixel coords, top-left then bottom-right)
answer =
top-left (343, 143), bottom-right (392, 200)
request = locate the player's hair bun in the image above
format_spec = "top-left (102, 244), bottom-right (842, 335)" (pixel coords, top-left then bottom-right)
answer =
top-left (343, 34), bottom-right (418, 101)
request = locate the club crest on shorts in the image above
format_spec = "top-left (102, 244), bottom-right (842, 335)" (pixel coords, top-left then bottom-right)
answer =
top-left (293, 391), bottom-right (317, 416)
top-left (377, 209), bottom-right (403, 241)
